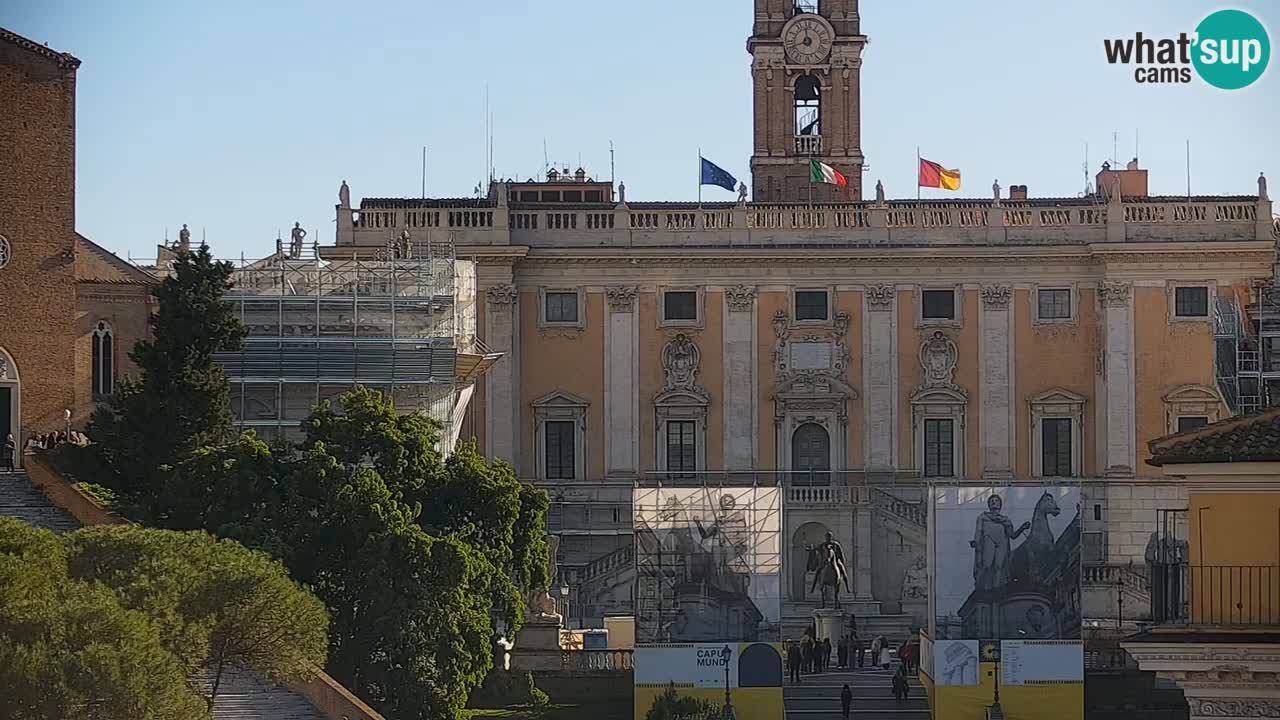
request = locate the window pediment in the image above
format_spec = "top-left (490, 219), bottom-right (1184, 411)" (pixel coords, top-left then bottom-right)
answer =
top-left (910, 385), bottom-right (968, 406)
top-left (531, 390), bottom-right (591, 410)
top-left (771, 373), bottom-right (859, 402)
top-left (1162, 384), bottom-right (1221, 405)
top-left (1030, 387), bottom-right (1087, 415)
top-left (655, 388), bottom-right (709, 408)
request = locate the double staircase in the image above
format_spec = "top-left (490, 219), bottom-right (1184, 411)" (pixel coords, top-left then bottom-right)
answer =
top-left (0, 469), bottom-right (326, 720)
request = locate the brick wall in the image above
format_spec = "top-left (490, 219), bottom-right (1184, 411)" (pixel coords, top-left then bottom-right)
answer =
top-left (0, 39), bottom-right (80, 440)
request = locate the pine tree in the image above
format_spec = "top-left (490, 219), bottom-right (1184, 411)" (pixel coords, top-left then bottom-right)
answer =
top-left (87, 245), bottom-right (246, 518)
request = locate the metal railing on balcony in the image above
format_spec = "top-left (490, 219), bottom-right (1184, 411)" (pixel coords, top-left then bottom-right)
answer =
top-left (794, 134), bottom-right (822, 155)
top-left (1151, 564), bottom-right (1280, 626)
top-left (640, 469), bottom-right (921, 487)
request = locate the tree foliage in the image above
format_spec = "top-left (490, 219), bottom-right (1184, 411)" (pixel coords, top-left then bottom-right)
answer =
top-left (85, 244), bottom-right (246, 518)
top-left (161, 387), bottom-right (551, 720)
top-left (643, 684), bottom-right (723, 720)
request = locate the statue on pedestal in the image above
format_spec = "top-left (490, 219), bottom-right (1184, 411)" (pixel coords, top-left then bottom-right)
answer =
top-left (1260, 172), bottom-right (1268, 200)
top-left (875, 179), bottom-right (885, 205)
top-left (339, 180), bottom-right (351, 208)
top-left (992, 179), bottom-right (1002, 206)
top-left (806, 531), bottom-right (850, 608)
top-left (290, 222), bottom-right (306, 258)
top-left (902, 555), bottom-right (927, 599)
top-left (737, 181), bottom-right (749, 205)
top-left (527, 535), bottom-right (562, 622)
top-left (178, 224), bottom-right (191, 253)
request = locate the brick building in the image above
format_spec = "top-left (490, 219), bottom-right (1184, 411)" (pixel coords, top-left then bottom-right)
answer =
top-left (0, 28), bottom-right (82, 454)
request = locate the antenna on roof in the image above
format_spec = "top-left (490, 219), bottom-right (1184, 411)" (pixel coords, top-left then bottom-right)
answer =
top-left (610, 141), bottom-right (616, 185)
top-left (1186, 139), bottom-right (1192, 200)
top-left (1112, 131), bottom-right (1118, 167)
top-left (422, 146), bottom-right (427, 200)
top-left (543, 138), bottom-right (549, 179)
top-left (484, 85), bottom-right (490, 190)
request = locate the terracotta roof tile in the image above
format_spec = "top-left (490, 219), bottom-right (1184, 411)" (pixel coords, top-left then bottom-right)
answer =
top-left (1147, 408), bottom-right (1280, 466)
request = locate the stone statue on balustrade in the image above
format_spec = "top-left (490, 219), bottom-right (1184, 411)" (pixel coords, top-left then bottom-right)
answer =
top-left (993, 179), bottom-right (1002, 205)
top-left (396, 229), bottom-right (412, 259)
top-left (875, 179), bottom-right (885, 205)
top-left (178, 223), bottom-right (191, 252)
top-left (1260, 172), bottom-right (1268, 200)
top-left (290, 222), bottom-right (306, 258)
top-left (737, 181), bottom-right (749, 205)
top-left (970, 494), bottom-right (1031, 591)
top-left (339, 179), bottom-right (351, 208)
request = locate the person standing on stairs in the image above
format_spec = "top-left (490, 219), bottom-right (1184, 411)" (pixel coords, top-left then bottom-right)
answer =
top-left (877, 635), bottom-right (891, 670)
top-left (841, 683), bottom-right (853, 719)
top-left (787, 641), bottom-right (802, 685)
top-left (2, 434), bottom-right (15, 473)
top-left (821, 637), bottom-right (832, 673)
top-left (837, 634), bottom-right (849, 668)
top-left (853, 632), bottom-right (865, 668)
top-left (892, 665), bottom-right (910, 704)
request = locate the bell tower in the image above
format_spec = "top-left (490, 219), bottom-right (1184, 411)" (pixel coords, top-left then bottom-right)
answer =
top-left (748, 0), bottom-right (866, 203)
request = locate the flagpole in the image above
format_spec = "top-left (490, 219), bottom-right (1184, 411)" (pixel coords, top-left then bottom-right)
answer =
top-left (698, 148), bottom-right (702, 207)
top-left (917, 146), bottom-right (921, 202)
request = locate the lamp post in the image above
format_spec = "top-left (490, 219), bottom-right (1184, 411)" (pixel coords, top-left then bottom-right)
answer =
top-left (720, 644), bottom-right (736, 720)
top-left (559, 584), bottom-right (569, 624)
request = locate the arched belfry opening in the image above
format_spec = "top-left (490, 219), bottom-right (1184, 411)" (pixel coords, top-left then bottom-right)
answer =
top-left (794, 75), bottom-right (821, 140)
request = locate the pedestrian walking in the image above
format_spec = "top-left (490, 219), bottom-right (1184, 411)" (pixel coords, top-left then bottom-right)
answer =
top-left (821, 637), bottom-right (832, 673)
top-left (853, 633), bottom-right (866, 668)
top-left (892, 666), bottom-right (909, 703)
top-left (788, 641), bottom-right (802, 685)
top-left (1, 434), bottom-right (15, 472)
top-left (841, 683), bottom-right (853, 719)
top-left (878, 636), bottom-right (891, 670)
top-left (801, 635), bottom-right (814, 674)
top-left (869, 635), bottom-right (881, 666)
top-left (837, 635), bottom-right (849, 668)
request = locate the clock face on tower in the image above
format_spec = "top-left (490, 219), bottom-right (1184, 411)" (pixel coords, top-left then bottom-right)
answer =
top-left (782, 15), bottom-right (834, 65)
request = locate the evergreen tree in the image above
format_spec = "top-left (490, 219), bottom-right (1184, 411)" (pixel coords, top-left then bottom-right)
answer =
top-left (86, 245), bottom-right (246, 518)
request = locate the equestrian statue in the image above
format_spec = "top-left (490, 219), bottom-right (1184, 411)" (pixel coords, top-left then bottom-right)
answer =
top-left (806, 531), bottom-right (851, 609)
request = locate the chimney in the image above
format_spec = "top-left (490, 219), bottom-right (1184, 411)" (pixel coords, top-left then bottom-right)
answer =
top-left (1009, 185), bottom-right (1028, 201)
top-left (1096, 160), bottom-right (1149, 199)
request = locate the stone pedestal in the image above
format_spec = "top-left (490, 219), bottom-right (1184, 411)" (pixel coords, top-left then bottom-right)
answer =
top-left (510, 616), bottom-right (565, 671)
top-left (813, 608), bottom-right (846, 644)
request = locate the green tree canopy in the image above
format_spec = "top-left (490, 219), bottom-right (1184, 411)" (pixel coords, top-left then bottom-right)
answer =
top-left (85, 244), bottom-right (246, 518)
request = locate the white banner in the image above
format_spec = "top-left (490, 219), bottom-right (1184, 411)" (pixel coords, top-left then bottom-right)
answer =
top-left (634, 644), bottom-right (740, 688)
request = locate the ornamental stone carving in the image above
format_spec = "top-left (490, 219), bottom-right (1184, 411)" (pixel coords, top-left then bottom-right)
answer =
top-left (920, 331), bottom-right (959, 388)
top-left (606, 286), bottom-right (637, 312)
top-left (866, 285), bottom-right (895, 311)
top-left (662, 334), bottom-right (702, 394)
top-left (725, 285), bottom-right (757, 312)
top-left (1098, 281), bottom-right (1132, 307)
top-left (981, 285), bottom-right (1012, 309)
top-left (1188, 698), bottom-right (1280, 718)
top-left (486, 284), bottom-right (518, 310)
top-left (0, 355), bottom-right (8, 380)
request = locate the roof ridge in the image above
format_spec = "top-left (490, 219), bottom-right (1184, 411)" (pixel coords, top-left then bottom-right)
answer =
top-left (75, 233), bottom-right (158, 284)
top-left (0, 26), bottom-right (81, 69)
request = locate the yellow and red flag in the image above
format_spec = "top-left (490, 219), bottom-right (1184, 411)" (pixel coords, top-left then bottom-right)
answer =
top-left (918, 158), bottom-right (961, 191)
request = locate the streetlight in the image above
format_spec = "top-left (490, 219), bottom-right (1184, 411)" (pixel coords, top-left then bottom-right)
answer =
top-left (720, 645), bottom-right (736, 720)
top-left (558, 585), bottom-right (569, 623)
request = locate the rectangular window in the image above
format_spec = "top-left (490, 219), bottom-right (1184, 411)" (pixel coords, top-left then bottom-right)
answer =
top-left (540, 190), bottom-right (561, 202)
top-left (1174, 286), bottom-right (1209, 317)
top-left (563, 190), bottom-right (583, 202)
top-left (923, 419), bottom-right (954, 477)
top-left (545, 291), bottom-right (579, 324)
top-left (518, 191), bottom-right (539, 202)
top-left (922, 289), bottom-right (956, 320)
top-left (663, 291), bottom-right (698, 322)
top-left (545, 420), bottom-right (576, 480)
top-left (1041, 418), bottom-right (1073, 477)
top-left (1177, 416), bottom-right (1209, 433)
top-left (1093, 504), bottom-right (1102, 521)
top-left (585, 190), bottom-right (603, 202)
top-left (612, 507), bottom-right (621, 524)
top-left (1083, 531), bottom-right (1105, 564)
top-left (1038, 289), bottom-right (1072, 320)
top-left (666, 420), bottom-right (697, 474)
top-left (795, 290), bottom-right (829, 321)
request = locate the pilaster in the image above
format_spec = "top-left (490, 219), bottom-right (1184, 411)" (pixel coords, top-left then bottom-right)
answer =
top-left (605, 287), bottom-right (639, 477)
top-left (863, 285), bottom-right (897, 471)
top-left (723, 286), bottom-right (758, 470)
top-left (1100, 280), bottom-right (1136, 476)
top-left (979, 285), bottom-right (1014, 480)
top-left (484, 279), bottom-right (519, 466)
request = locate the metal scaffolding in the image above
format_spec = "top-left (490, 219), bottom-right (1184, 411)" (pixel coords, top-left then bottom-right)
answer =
top-left (211, 237), bottom-right (475, 442)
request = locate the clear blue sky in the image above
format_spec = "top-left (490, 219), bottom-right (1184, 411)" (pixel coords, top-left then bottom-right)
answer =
top-left (3, 0), bottom-right (1277, 260)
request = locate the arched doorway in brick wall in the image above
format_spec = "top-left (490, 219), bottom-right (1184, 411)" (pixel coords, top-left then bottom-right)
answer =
top-left (0, 346), bottom-right (20, 469)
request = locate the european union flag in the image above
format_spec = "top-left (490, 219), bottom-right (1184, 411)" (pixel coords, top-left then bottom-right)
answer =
top-left (700, 157), bottom-right (738, 193)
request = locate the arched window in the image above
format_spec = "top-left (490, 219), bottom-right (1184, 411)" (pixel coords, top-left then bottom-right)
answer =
top-left (794, 75), bottom-right (821, 140)
top-left (791, 422), bottom-right (830, 484)
top-left (92, 321), bottom-right (114, 397)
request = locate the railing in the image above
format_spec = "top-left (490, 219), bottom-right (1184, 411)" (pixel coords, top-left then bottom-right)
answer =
top-left (1151, 564), bottom-right (1280, 626)
top-left (641, 469), bottom-right (921, 487)
top-left (1084, 563), bottom-right (1151, 592)
top-left (794, 135), bottom-right (821, 155)
top-left (582, 544), bottom-right (634, 584)
top-left (786, 485), bottom-right (852, 505)
top-left (561, 649), bottom-right (633, 672)
top-left (871, 487), bottom-right (927, 529)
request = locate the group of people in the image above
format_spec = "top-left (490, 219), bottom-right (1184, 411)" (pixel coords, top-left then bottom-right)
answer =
top-left (786, 626), bottom-right (908, 684)
top-left (0, 430), bottom-right (89, 473)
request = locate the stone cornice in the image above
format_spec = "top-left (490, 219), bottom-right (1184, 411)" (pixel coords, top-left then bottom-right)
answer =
top-left (500, 249), bottom-right (1274, 268)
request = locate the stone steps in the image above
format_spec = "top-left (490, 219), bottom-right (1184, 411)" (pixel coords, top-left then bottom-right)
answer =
top-left (0, 470), bottom-right (326, 720)
top-left (785, 666), bottom-right (928, 719)
top-left (0, 470), bottom-right (80, 534)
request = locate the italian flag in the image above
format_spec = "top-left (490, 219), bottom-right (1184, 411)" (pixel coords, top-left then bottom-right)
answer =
top-left (809, 159), bottom-right (849, 188)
